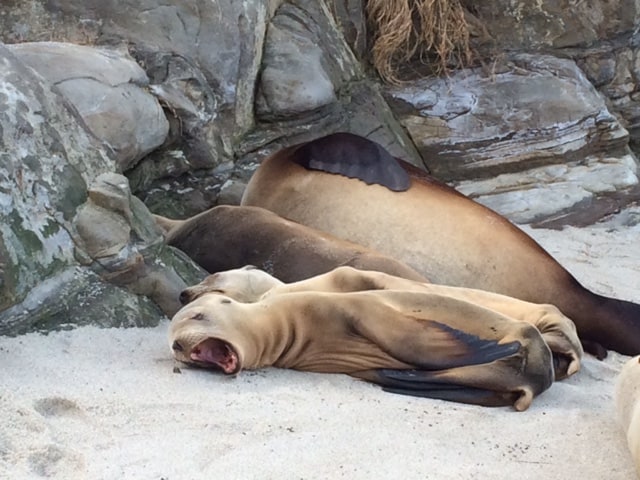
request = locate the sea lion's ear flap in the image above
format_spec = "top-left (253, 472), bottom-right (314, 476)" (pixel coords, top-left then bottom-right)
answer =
top-left (291, 132), bottom-right (411, 192)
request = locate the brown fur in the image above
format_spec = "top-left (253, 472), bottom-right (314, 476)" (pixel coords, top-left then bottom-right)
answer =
top-left (181, 266), bottom-right (583, 381)
top-left (241, 133), bottom-right (640, 357)
top-left (155, 205), bottom-right (427, 283)
top-left (170, 267), bottom-right (562, 410)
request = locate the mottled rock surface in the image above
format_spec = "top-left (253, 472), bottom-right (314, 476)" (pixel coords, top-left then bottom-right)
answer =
top-left (0, 43), bottom-right (202, 335)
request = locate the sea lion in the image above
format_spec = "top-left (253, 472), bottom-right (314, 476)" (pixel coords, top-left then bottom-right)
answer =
top-left (616, 355), bottom-right (640, 476)
top-left (154, 205), bottom-right (427, 283)
top-left (180, 265), bottom-right (583, 380)
top-left (169, 285), bottom-right (556, 410)
top-left (241, 132), bottom-right (640, 357)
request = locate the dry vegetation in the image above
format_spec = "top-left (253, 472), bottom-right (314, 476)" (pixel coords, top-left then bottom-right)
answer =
top-left (365, 0), bottom-right (471, 83)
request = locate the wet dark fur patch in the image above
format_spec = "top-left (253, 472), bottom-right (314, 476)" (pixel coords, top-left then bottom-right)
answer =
top-left (291, 132), bottom-right (411, 192)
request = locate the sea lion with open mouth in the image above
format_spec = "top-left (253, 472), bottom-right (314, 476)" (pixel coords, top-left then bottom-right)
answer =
top-left (169, 283), bottom-right (558, 411)
top-left (179, 265), bottom-right (583, 381)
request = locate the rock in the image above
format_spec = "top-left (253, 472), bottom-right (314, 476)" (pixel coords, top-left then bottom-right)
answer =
top-left (0, 42), bottom-right (114, 313)
top-left (455, 154), bottom-right (640, 225)
top-left (73, 173), bottom-right (206, 317)
top-left (0, 42), bottom-right (203, 335)
top-left (387, 54), bottom-right (630, 179)
top-left (0, 267), bottom-right (166, 336)
top-left (467, 0), bottom-right (640, 50)
top-left (8, 41), bottom-right (169, 171)
top-left (385, 53), bottom-right (640, 224)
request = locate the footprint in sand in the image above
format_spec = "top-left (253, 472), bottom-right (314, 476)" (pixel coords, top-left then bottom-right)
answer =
top-left (33, 396), bottom-right (85, 418)
top-left (26, 397), bottom-right (87, 477)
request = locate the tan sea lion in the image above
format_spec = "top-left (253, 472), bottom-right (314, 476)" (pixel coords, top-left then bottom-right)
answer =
top-left (241, 132), bottom-right (640, 357)
top-left (169, 284), bottom-right (556, 411)
top-left (180, 265), bottom-right (583, 380)
top-left (154, 205), bottom-right (427, 283)
top-left (616, 355), bottom-right (640, 476)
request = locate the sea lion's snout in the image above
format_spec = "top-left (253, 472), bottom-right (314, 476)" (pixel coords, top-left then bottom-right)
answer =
top-left (179, 289), bottom-right (191, 305)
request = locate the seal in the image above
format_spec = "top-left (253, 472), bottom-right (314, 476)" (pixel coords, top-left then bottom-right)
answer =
top-left (169, 282), bottom-right (556, 410)
top-left (241, 132), bottom-right (640, 357)
top-left (154, 205), bottom-right (427, 283)
top-left (615, 355), bottom-right (640, 475)
top-left (180, 265), bottom-right (583, 381)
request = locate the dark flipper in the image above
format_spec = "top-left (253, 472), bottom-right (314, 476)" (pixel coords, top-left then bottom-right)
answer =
top-left (292, 132), bottom-right (411, 191)
top-left (367, 369), bottom-right (519, 408)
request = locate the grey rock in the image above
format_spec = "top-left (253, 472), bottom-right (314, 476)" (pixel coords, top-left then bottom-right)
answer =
top-left (73, 173), bottom-right (206, 317)
top-left (0, 267), bottom-right (165, 336)
top-left (386, 54), bottom-right (630, 181)
top-left (8, 42), bottom-right (169, 171)
top-left (468, 0), bottom-right (640, 50)
top-left (455, 154), bottom-right (640, 225)
top-left (0, 42), bottom-right (114, 313)
top-left (257, 2), bottom-right (338, 117)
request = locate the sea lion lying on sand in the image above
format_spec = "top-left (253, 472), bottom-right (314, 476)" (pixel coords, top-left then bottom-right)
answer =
top-left (241, 132), bottom-right (640, 358)
top-left (169, 266), bottom-right (583, 409)
top-left (180, 266), bottom-right (582, 381)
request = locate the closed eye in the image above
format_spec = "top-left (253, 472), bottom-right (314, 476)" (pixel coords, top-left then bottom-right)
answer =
top-left (172, 340), bottom-right (184, 352)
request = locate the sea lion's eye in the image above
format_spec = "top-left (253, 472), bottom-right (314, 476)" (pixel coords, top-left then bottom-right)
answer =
top-left (220, 299), bottom-right (231, 304)
top-left (172, 341), bottom-right (184, 352)
top-left (191, 313), bottom-right (205, 321)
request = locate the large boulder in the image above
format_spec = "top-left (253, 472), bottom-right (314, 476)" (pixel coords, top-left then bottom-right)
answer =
top-left (0, 43), bottom-right (202, 335)
top-left (386, 54), bottom-right (640, 225)
top-left (8, 41), bottom-right (169, 171)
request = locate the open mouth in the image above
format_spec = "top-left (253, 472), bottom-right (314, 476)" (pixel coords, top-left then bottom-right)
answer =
top-left (189, 337), bottom-right (240, 374)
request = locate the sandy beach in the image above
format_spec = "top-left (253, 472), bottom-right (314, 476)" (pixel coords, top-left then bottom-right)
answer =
top-left (1, 216), bottom-right (639, 479)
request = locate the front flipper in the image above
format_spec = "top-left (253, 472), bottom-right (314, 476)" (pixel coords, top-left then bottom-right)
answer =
top-left (375, 370), bottom-right (520, 408)
top-left (353, 343), bottom-right (553, 412)
top-left (291, 132), bottom-right (411, 192)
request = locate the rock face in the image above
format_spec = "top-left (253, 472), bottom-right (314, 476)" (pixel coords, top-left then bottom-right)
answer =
top-left (385, 54), bottom-right (640, 224)
top-left (0, 44), bottom-right (203, 335)
top-left (8, 42), bottom-right (169, 171)
top-left (0, 0), bottom-right (422, 218)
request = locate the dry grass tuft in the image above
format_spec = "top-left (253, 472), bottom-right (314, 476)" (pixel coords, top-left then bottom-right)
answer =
top-left (365, 0), bottom-right (471, 84)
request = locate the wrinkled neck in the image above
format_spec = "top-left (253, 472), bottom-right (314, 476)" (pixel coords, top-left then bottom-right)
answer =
top-left (233, 302), bottom-right (292, 370)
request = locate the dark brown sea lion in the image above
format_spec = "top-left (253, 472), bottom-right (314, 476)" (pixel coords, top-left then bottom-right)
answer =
top-left (616, 355), bottom-right (640, 475)
top-left (169, 281), bottom-right (556, 411)
top-left (180, 265), bottom-right (583, 381)
top-left (241, 132), bottom-right (640, 357)
top-left (154, 205), bottom-right (427, 284)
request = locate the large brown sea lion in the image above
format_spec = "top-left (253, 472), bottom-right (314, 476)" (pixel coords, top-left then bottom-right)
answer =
top-left (154, 205), bottom-right (427, 284)
top-left (616, 355), bottom-right (640, 476)
top-left (180, 265), bottom-right (583, 381)
top-left (169, 278), bottom-right (557, 411)
top-left (241, 132), bottom-right (640, 357)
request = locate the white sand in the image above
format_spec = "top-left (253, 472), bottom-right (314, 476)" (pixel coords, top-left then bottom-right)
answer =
top-left (1, 218), bottom-right (639, 479)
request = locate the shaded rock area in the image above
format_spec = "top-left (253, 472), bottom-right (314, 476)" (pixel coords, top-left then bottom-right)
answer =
top-left (0, 0), bottom-right (421, 218)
